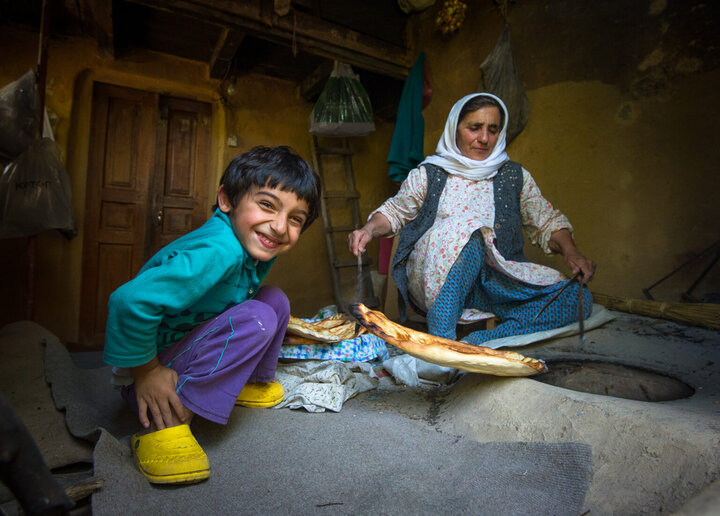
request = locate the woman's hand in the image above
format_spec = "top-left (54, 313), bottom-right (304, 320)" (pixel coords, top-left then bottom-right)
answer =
top-left (132, 358), bottom-right (188, 430)
top-left (549, 228), bottom-right (597, 282)
top-left (348, 227), bottom-right (373, 256)
top-left (563, 253), bottom-right (597, 282)
top-left (347, 213), bottom-right (392, 256)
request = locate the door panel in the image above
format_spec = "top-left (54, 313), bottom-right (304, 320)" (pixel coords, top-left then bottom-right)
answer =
top-left (80, 83), bottom-right (212, 348)
top-left (147, 97), bottom-right (211, 259)
top-left (80, 83), bottom-right (157, 347)
top-left (94, 243), bottom-right (134, 331)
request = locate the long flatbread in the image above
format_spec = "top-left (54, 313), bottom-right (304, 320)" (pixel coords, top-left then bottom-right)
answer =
top-left (349, 303), bottom-right (547, 376)
top-left (286, 314), bottom-right (365, 343)
top-left (282, 335), bottom-right (323, 346)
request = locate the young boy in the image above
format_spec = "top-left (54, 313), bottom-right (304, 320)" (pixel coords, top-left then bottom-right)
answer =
top-left (103, 146), bottom-right (321, 484)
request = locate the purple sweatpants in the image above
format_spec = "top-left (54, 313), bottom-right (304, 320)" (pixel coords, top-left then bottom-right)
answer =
top-left (121, 285), bottom-right (289, 424)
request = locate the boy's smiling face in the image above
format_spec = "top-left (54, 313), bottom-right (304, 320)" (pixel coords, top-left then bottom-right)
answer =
top-left (217, 184), bottom-right (310, 262)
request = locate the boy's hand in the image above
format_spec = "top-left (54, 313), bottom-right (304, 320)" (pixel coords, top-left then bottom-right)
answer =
top-left (131, 358), bottom-right (187, 430)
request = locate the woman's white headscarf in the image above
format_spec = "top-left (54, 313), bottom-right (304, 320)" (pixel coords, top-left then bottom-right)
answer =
top-left (422, 92), bottom-right (509, 181)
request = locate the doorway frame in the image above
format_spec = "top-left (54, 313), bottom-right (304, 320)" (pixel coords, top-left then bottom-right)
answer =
top-left (64, 71), bottom-right (223, 349)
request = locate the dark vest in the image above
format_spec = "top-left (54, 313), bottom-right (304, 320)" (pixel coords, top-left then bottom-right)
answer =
top-left (391, 161), bottom-right (526, 321)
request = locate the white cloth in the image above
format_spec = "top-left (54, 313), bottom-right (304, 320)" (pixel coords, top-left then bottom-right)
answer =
top-left (473, 303), bottom-right (615, 349)
top-left (382, 355), bottom-right (465, 387)
top-left (422, 92), bottom-right (510, 181)
top-left (273, 360), bottom-right (378, 413)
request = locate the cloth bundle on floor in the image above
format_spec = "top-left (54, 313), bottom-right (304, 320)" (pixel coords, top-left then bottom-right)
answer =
top-left (273, 360), bottom-right (378, 412)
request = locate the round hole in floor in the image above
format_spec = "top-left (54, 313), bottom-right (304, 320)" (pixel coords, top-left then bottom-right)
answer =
top-left (534, 360), bottom-right (695, 402)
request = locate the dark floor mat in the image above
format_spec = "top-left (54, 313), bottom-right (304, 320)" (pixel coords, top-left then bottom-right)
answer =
top-left (44, 338), bottom-right (593, 515)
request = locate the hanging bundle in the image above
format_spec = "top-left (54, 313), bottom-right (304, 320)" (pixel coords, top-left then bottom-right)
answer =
top-left (0, 70), bottom-right (41, 161)
top-left (478, 26), bottom-right (530, 143)
top-left (0, 138), bottom-right (77, 239)
top-left (309, 62), bottom-right (375, 137)
top-left (436, 0), bottom-right (467, 35)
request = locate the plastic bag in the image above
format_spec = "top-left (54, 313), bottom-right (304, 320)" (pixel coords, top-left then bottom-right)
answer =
top-left (309, 62), bottom-right (376, 137)
top-left (0, 138), bottom-right (77, 239)
top-left (478, 25), bottom-right (530, 144)
top-left (0, 70), bottom-right (41, 161)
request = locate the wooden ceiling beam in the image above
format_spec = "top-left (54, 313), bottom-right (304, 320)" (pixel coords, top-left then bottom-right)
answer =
top-left (77, 0), bottom-right (115, 57)
top-left (124, 0), bottom-right (412, 79)
top-left (209, 27), bottom-right (246, 79)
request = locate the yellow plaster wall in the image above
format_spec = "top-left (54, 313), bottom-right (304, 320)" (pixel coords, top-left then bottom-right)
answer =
top-left (0, 25), bottom-right (397, 344)
top-left (410, 1), bottom-right (720, 302)
top-left (8, 0), bottom-right (716, 345)
top-left (511, 76), bottom-right (720, 300)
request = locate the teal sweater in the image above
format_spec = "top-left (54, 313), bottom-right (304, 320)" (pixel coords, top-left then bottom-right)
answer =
top-left (103, 209), bottom-right (274, 368)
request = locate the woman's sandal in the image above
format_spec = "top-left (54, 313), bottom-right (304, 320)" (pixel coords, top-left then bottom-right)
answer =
top-left (235, 381), bottom-right (285, 408)
top-left (131, 424), bottom-right (210, 484)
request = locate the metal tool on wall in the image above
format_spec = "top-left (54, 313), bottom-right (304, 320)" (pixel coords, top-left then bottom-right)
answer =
top-left (642, 239), bottom-right (720, 303)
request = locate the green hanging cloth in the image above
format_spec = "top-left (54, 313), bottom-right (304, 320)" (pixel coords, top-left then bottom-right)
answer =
top-left (387, 52), bottom-right (426, 182)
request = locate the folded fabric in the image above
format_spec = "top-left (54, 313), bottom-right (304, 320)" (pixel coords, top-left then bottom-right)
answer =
top-left (279, 333), bottom-right (389, 362)
top-left (273, 360), bottom-right (378, 413)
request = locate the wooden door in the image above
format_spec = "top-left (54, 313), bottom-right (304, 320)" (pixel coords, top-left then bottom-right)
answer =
top-left (147, 96), bottom-right (211, 259)
top-left (80, 83), bottom-right (212, 347)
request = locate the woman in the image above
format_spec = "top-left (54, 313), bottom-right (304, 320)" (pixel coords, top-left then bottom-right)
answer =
top-left (348, 93), bottom-right (595, 347)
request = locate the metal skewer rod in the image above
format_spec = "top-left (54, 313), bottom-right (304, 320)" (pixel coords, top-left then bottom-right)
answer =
top-left (578, 274), bottom-right (585, 345)
top-left (532, 272), bottom-right (582, 323)
top-left (356, 251), bottom-right (363, 303)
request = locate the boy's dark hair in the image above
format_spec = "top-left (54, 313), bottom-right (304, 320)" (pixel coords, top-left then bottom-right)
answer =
top-left (217, 145), bottom-right (321, 232)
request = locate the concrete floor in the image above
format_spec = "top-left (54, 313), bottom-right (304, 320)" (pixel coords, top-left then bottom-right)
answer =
top-left (1, 309), bottom-right (719, 515)
top-left (438, 312), bottom-right (720, 514)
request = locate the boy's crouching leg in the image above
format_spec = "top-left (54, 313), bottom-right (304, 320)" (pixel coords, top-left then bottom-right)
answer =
top-left (234, 285), bottom-right (288, 408)
top-left (162, 289), bottom-right (289, 422)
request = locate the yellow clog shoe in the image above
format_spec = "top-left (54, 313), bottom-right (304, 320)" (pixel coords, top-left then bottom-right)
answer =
top-left (235, 381), bottom-right (285, 408)
top-left (131, 424), bottom-right (210, 484)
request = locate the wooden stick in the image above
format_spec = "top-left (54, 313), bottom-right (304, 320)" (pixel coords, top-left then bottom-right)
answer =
top-left (593, 292), bottom-right (720, 330)
top-left (65, 477), bottom-right (105, 501)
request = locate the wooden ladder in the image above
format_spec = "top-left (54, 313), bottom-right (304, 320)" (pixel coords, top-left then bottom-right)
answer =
top-left (310, 135), bottom-right (379, 311)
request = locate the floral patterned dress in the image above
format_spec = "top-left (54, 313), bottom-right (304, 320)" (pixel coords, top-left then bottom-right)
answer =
top-left (374, 165), bottom-right (571, 322)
